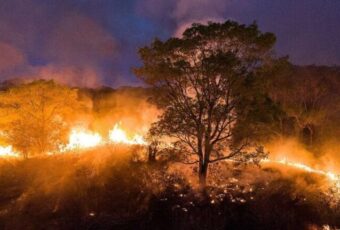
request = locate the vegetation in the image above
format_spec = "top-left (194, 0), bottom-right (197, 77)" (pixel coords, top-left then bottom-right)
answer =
top-left (0, 80), bottom-right (79, 158)
top-left (0, 149), bottom-right (339, 230)
top-left (135, 21), bottom-right (276, 186)
top-left (267, 65), bottom-right (340, 148)
top-left (0, 20), bottom-right (339, 230)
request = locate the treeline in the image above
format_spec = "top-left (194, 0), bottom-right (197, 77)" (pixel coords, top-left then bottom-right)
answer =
top-left (0, 81), bottom-right (155, 158)
top-left (0, 64), bottom-right (338, 157)
top-left (267, 64), bottom-right (340, 148)
top-left (176, 63), bottom-right (340, 153)
top-left (87, 64), bottom-right (340, 151)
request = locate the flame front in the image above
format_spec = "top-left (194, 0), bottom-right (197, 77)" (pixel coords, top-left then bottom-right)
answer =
top-left (62, 129), bottom-right (103, 151)
top-left (108, 123), bottom-right (147, 145)
top-left (263, 158), bottom-right (340, 189)
top-left (0, 124), bottom-right (338, 193)
top-left (0, 145), bottom-right (20, 157)
top-left (61, 123), bottom-right (147, 152)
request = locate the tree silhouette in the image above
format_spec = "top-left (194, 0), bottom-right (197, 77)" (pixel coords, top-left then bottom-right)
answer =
top-left (135, 21), bottom-right (275, 187)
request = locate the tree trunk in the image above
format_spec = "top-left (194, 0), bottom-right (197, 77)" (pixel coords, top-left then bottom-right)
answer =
top-left (307, 125), bottom-right (314, 146)
top-left (198, 160), bottom-right (208, 189)
top-left (23, 151), bottom-right (28, 160)
top-left (148, 145), bottom-right (157, 163)
top-left (302, 124), bottom-right (314, 147)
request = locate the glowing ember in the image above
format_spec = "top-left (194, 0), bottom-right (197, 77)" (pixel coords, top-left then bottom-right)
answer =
top-left (109, 123), bottom-right (147, 145)
top-left (62, 129), bottom-right (103, 151)
top-left (0, 145), bottom-right (20, 158)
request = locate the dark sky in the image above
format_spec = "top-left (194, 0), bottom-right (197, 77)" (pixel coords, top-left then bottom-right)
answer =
top-left (0, 0), bottom-right (339, 87)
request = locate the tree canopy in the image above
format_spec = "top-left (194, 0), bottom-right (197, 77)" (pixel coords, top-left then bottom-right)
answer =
top-left (135, 21), bottom-right (277, 186)
top-left (0, 80), bottom-right (79, 157)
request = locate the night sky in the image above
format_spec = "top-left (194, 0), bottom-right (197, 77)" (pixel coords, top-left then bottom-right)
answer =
top-left (0, 0), bottom-right (339, 87)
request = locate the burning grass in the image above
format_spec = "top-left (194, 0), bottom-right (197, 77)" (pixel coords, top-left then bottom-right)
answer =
top-left (0, 146), bottom-right (339, 230)
top-left (0, 81), bottom-right (339, 229)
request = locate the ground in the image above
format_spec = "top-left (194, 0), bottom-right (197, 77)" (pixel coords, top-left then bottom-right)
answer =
top-left (0, 147), bottom-right (339, 230)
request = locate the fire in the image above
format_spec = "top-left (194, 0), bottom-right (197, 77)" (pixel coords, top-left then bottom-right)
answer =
top-left (263, 158), bottom-right (340, 189)
top-left (108, 123), bottom-right (147, 145)
top-left (62, 128), bottom-right (103, 151)
top-left (0, 145), bottom-right (20, 158)
top-left (1, 122), bottom-right (338, 192)
top-left (61, 123), bottom-right (147, 151)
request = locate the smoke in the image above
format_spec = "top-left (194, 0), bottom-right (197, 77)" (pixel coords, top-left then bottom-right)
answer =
top-left (0, 0), bottom-right (118, 87)
top-left (319, 139), bottom-right (340, 174)
top-left (90, 88), bottom-right (160, 136)
top-left (43, 13), bottom-right (117, 67)
top-left (0, 42), bottom-right (26, 73)
top-left (137, 0), bottom-right (231, 22)
top-left (22, 65), bottom-right (102, 88)
top-left (1, 0), bottom-right (339, 87)
top-left (137, 0), bottom-right (232, 37)
top-left (265, 138), bottom-right (317, 166)
top-left (136, 0), bottom-right (340, 65)
top-left (173, 17), bottom-right (224, 37)
top-left (265, 138), bottom-right (340, 174)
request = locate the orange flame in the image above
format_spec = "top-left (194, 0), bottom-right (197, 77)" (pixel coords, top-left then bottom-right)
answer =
top-left (263, 158), bottom-right (340, 189)
top-left (61, 128), bottom-right (103, 151)
top-left (60, 123), bottom-right (147, 152)
top-left (0, 145), bottom-right (20, 158)
top-left (108, 123), bottom-right (147, 145)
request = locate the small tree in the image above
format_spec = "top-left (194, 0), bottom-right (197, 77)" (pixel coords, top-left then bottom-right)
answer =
top-left (0, 80), bottom-right (79, 157)
top-left (135, 21), bottom-right (275, 187)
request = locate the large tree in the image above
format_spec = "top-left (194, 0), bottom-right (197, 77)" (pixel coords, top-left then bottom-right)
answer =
top-left (135, 21), bottom-right (276, 186)
top-left (0, 80), bottom-right (79, 158)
